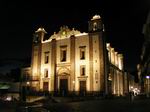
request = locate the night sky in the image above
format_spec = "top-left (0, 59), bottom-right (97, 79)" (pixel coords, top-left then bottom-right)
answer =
top-left (0, 0), bottom-right (149, 74)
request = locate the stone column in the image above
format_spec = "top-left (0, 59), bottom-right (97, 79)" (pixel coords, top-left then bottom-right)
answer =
top-left (70, 36), bottom-right (76, 92)
top-left (119, 54), bottom-right (124, 95)
top-left (111, 48), bottom-right (115, 65)
top-left (118, 54), bottom-right (123, 70)
top-left (115, 52), bottom-right (120, 95)
top-left (115, 52), bottom-right (118, 67)
top-left (106, 43), bottom-right (111, 62)
top-left (51, 39), bottom-right (57, 94)
top-left (111, 48), bottom-right (116, 94)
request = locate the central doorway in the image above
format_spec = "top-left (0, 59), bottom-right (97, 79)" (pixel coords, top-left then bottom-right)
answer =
top-left (59, 79), bottom-right (68, 96)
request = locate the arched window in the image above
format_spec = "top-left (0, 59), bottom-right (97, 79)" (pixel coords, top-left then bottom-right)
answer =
top-left (93, 22), bottom-right (97, 31)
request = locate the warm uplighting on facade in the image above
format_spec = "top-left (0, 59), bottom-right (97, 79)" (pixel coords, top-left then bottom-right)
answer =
top-left (106, 43), bottom-right (124, 96)
top-left (106, 43), bottom-right (123, 70)
top-left (21, 15), bottom-right (126, 96)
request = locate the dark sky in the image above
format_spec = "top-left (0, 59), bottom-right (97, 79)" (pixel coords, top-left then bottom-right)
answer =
top-left (0, 0), bottom-right (149, 73)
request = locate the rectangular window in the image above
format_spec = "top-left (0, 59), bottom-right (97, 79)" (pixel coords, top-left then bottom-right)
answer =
top-left (44, 69), bottom-right (48, 78)
top-left (80, 46), bottom-right (86, 60)
top-left (44, 52), bottom-right (49, 64)
top-left (80, 65), bottom-right (85, 76)
top-left (60, 46), bottom-right (67, 62)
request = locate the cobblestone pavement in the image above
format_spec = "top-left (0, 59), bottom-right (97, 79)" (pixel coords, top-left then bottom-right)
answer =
top-left (44, 97), bottom-right (150, 112)
top-left (1, 96), bottom-right (150, 112)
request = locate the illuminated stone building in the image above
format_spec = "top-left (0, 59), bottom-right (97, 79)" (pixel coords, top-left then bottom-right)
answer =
top-left (106, 43), bottom-right (126, 95)
top-left (22, 15), bottom-right (126, 96)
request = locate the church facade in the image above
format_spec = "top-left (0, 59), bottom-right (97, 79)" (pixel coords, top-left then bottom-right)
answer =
top-left (21, 15), bottom-right (127, 96)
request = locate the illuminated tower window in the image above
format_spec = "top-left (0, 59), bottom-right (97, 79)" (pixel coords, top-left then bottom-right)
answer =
top-left (44, 69), bottom-right (48, 78)
top-left (93, 22), bottom-right (97, 31)
top-left (60, 45), bottom-right (67, 62)
top-left (80, 65), bottom-right (86, 76)
top-left (80, 46), bottom-right (86, 60)
top-left (44, 51), bottom-right (49, 64)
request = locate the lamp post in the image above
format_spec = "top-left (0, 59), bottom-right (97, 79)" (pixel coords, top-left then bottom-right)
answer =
top-left (146, 76), bottom-right (150, 98)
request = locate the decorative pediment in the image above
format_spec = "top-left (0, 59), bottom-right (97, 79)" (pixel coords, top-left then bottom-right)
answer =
top-left (50, 26), bottom-right (81, 40)
top-left (57, 67), bottom-right (70, 75)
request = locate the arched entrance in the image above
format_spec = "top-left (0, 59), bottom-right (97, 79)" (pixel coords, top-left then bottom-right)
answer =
top-left (58, 73), bottom-right (70, 96)
top-left (59, 77), bottom-right (68, 96)
top-left (57, 67), bottom-right (70, 96)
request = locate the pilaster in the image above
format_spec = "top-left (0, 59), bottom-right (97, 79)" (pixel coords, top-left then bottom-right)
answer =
top-left (70, 36), bottom-right (76, 91)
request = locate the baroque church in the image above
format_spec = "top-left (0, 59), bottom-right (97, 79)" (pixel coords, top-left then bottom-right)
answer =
top-left (21, 15), bottom-right (128, 96)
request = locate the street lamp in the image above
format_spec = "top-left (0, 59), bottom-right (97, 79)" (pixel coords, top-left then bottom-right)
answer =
top-left (130, 86), bottom-right (133, 90)
top-left (26, 81), bottom-right (30, 85)
top-left (146, 76), bottom-right (150, 97)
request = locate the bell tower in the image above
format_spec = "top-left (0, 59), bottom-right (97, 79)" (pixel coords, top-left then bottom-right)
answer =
top-left (33, 27), bottom-right (47, 44)
top-left (31, 27), bottom-right (47, 90)
top-left (88, 15), bottom-right (108, 94)
top-left (88, 15), bottom-right (103, 32)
